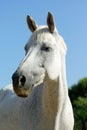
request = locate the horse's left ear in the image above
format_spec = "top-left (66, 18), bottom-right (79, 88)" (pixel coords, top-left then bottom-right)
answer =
top-left (27, 15), bottom-right (38, 32)
top-left (47, 12), bottom-right (55, 33)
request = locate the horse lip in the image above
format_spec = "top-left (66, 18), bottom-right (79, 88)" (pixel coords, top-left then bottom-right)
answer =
top-left (13, 85), bottom-right (31, 98)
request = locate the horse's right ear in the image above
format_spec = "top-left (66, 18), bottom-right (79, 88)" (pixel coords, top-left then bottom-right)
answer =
top-left (27, 15), bottom-right (38, 32)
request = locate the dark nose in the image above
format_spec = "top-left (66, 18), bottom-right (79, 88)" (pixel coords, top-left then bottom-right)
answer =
top-left (12, 71), bottom-right (26, 88)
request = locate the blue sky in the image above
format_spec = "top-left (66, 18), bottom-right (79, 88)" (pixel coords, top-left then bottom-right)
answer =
top-left (0, 0), bottom-right (87, 88)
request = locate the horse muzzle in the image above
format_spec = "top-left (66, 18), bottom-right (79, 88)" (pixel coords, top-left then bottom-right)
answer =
top-left (12, 71), bottom-right (30, 98)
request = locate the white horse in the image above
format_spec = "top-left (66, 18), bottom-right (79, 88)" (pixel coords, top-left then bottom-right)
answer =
top-left (0, 12), bottom-right (74, 130)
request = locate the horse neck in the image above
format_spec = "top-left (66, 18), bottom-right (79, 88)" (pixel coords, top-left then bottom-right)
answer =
top-left (42, 52), bottom-right (68, 119)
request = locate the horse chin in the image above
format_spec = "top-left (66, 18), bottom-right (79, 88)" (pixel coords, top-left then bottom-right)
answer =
top-left (32, 73), bottom-right (45, 88)
top-left (33, 78), bottom-right (44, 88)
top-left (13, 87), bottom-right (32, 98)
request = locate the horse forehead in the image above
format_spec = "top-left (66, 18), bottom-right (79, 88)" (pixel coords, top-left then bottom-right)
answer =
top-left (37, 33), bottom-right (56, 44)
top-left (30, 33), bottom-right (56, 48)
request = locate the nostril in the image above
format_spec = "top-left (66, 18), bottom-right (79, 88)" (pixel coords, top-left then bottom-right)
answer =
top-left (12, 72), bottom-right (26, 87)
top-left (19, 75), bottom-right (26, 86)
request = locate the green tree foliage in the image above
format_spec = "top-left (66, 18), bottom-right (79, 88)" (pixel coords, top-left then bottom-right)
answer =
top-left (69, 77), bottom-right (87, 130)
top-left (74, 97), bottom-right (87, 121)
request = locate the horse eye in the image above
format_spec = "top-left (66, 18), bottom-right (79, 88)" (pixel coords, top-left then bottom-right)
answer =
top-left (41, 44), bottom-right (50, 52)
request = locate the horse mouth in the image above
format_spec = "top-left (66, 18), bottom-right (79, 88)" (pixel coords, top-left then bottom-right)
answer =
top-left (13, 87), bottom-right (32, 98)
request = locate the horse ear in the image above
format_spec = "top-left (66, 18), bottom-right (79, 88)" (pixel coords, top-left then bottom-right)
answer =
top-left (47, 12), bottom-right (55, 33)
top-left (27, 15), bottom-right (38, 32)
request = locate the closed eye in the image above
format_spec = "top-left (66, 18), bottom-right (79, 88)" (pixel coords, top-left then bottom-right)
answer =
top-left (41, 44), bottom-right (51, 52)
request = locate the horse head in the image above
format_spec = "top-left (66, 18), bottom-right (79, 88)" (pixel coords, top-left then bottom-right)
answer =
top-left (12, 12), bottom-right (66, 98)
